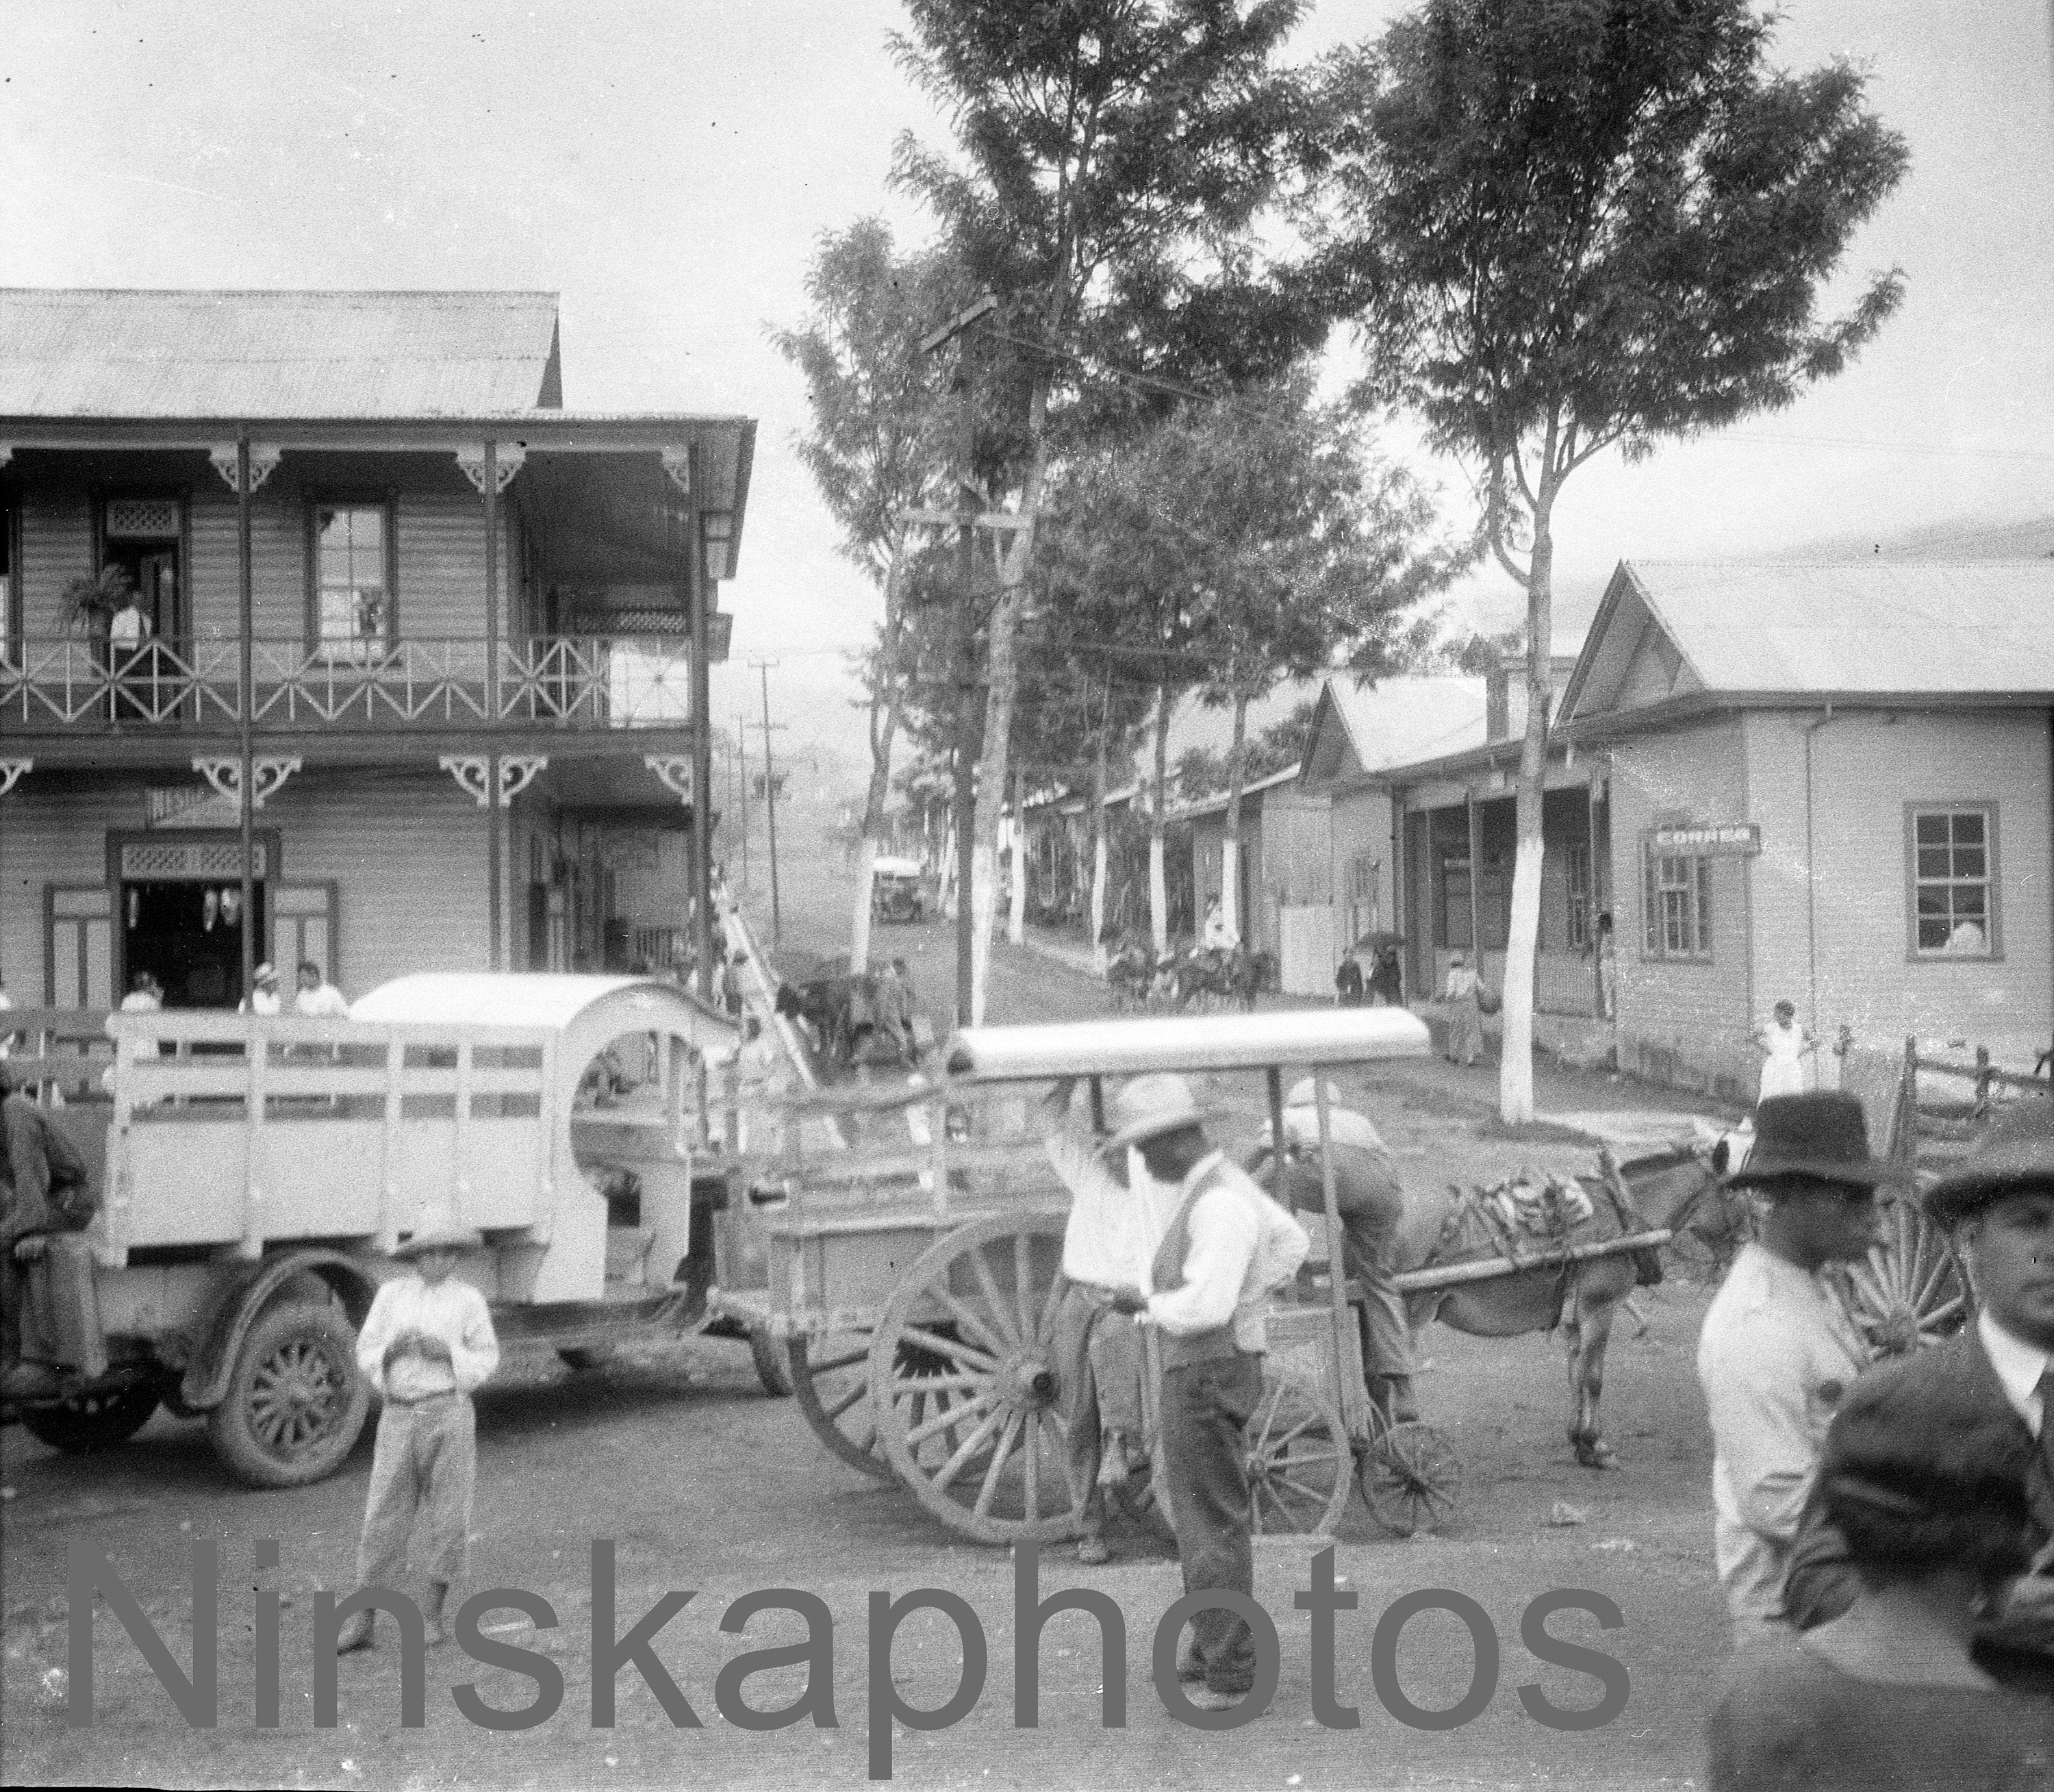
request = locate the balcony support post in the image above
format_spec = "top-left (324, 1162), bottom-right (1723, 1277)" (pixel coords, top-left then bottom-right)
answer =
top-left (237, 432), bottom-right (257, 1003)
top-left (483, 438), bottom-right (503, 972)
top-left (687, 442), bottom-right (714, 1005)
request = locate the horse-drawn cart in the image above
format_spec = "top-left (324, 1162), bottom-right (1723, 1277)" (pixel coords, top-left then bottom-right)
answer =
top-left (711, 1007), bottom-right (1686, 1548)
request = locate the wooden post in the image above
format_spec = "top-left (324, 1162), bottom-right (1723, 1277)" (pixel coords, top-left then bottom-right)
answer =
top-left (689, 449), bottom-right (715, 1003)
top-left (377, 1033), bottom-right (405, 1250)
top-left (1266, 1065), bottom-right (1286, 1171)
top-left (1975, 1045), bottom-right (1992, 1116)
top-left (484, 439), bottom-right (503, 972)
top-left (238, 1018), bottom-right (268, 1261)
top-left (1311, 1071), bottom-right (1360, 1435)
top-left (236, 434), bottom-right (257, 1003)
top-left (1465, 790), bottom-right (1482, 977)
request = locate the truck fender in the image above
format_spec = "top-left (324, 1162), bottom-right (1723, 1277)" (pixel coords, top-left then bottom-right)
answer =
top-left (179, 1249), bottom-right (381, 1413)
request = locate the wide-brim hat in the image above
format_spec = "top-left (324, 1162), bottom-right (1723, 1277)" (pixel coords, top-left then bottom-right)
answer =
top-left (1725, 1091), bottom-right (1910, 1191)
top-left (1925, 1096), bottom-right (2054, 1226)
top-left (253, 962), bottom-right (279, 986)
top-left (391, 1223), bottom-right (483, 1259)
top-left (1099, 1071), bottom-right (1219, 1156)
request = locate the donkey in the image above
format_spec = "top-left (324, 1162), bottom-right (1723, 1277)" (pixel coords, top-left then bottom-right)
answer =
top-left (1388, 1140), bottom-right (1748, 1468)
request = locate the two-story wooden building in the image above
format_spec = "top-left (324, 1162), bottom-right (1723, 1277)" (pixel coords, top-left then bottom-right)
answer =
top-left (1, 288), bottom-right (753, 1009)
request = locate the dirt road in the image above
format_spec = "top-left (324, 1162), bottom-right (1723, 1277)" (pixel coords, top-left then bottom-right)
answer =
top-left (3, 924), bottom-right (1740, 1789)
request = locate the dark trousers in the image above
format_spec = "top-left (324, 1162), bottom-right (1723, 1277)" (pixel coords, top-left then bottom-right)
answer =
top-left (1161, 1350), bottom-right (1264, 1695)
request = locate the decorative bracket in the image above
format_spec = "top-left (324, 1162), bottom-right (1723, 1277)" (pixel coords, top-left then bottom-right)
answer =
top-left (659, 448), bottom-right (691, 496)
top-left (0, 758), bottom-right (30, 798)
top-left (644, 755), bottom-right (693, 804)
top-left (192, 755), bottom-right (301, 809)
top-left (207, 445), bottom-right (282, 494)
top-left (455, 444), bottom-right (526, 496)
top-left (439, 754), bottom-right (548, 806)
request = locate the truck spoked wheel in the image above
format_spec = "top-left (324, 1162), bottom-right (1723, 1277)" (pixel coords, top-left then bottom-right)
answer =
top-left (18, 1381), bottom-right (163, 1454)
top-left (207, 1300), bottom-right (370, 1488)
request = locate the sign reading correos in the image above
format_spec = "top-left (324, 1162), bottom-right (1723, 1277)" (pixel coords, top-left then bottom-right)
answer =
top-left (1650, 823), bottom-right (1761, 857)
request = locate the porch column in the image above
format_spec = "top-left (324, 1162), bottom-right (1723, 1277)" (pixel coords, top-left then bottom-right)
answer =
top-left (1587, 776), bottom-right (1603, 1018)
top-left (236, 433), bottom-right (256, 1002)
top-left (1465, 787), bottom-right (1481, 971)
top-left (685, 442), bottom-right (714, 1005)
top-left (484, 440), bottom-right (501, 970)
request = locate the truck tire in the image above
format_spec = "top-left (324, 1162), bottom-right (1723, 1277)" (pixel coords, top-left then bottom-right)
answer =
top-left (18, 1383), bottom-right (162, 1455)
top-left (207, 1299), bottom-right (370, 1489)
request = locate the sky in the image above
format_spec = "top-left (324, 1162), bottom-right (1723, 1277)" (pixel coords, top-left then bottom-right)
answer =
top-left (5, 0), bottom-right (2051, 771)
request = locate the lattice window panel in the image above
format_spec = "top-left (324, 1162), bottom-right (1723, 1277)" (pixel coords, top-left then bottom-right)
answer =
top-left (121, 842), bottom-right (269, 881)
top-left (105, 499), bottom-right (183, 540)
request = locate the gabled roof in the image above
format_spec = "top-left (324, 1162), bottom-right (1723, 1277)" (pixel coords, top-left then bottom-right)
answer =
top-left (1299, 674), bottom-right (1495, 787)
top-left (1562, 560), bottom-right (2054, 726)
top-left (0, 288), bottom-right (563, 416)
top-left (1170, 762), bottom-right (1303, 821)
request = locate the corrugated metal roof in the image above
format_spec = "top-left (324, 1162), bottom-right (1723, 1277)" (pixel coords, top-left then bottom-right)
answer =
top-left (1322, 675), bottom-right (1494, 775)
top-left (0, 289), bottom-right (561, 416)
top-left (1613, 560), bottom-right (2054, 703)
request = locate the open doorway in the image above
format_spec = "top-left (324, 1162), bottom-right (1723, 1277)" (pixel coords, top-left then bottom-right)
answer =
top-left (123, 881), bottom-right (267, 1009)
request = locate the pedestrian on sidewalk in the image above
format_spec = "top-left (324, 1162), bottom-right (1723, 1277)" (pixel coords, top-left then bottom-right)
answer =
top-left (336, 1221), bottom-right (500, 1654)
top-left (1443, 954), bottom-right (1484, 1066)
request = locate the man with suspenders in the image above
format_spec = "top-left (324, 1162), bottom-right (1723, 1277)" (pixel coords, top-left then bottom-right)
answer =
top-left (1104, 1073), bottom-right (1310, 1712)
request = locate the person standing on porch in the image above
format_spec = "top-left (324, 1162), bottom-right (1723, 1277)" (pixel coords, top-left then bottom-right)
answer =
top-left (1754, 1001), bottom-right (1816, 1103)
top-left (293, 961), bottom-right (350, 1018)
top-left (1102, 1074), bottom-right (1309, 1711)
top-left (1443, 954), bottom-right (1484, 1066)
top-left (1334, 952), bottom-right (1364, 1007)
top-left (1593, 911), bottom-right (1617, 1022)
top-left (1202, 897), bottom-right (1238, 952)
top-left (337, 1222), bottom-right (500, 1654)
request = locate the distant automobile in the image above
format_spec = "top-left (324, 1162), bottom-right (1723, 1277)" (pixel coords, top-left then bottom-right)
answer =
top-left (870, 856), bottom-right (928, 924)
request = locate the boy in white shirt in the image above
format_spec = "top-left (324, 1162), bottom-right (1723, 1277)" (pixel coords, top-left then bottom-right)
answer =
top-left (335, 1224), bottom-right (499, 1652)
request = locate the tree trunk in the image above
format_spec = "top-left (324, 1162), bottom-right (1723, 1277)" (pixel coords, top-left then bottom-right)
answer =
top-left (849, 535), bottom-right (909, 972)
top-left (1149, 683), bottom-right (1171, 957)
top-left (1089, 705), bottom-right (1110, 976)
top-left (1221, 688), bottom-right (1249, 942)
top-left (1499, 477), bottom-right (1558, 1126)
top-left (1007, 762), bottom-right (1028, 945)
top-left (967, 376), bottom-right (1051, 1025)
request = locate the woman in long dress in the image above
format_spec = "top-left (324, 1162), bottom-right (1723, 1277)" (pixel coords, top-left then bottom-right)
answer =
top-left (1753, 1000), bottom-right (1815, 1103)
top-left (1443, 953), bottom-right (1484, 1067)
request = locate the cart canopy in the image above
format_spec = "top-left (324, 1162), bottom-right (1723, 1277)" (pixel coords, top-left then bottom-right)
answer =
top-left (946, 1006), bottom-right (1432, 1081)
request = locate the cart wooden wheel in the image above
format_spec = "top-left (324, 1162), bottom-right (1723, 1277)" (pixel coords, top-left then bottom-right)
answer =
top-left (787, 1327), bottom-right (892, 1480)
top-left (1829, 1191), bottom-right (1969, 1360)
top-left (869, 1212), bottom-right (1084, 1545)
top-left (1111, 1362), bottom-right (1354, 1542)
top-left (1360, 1421), bottom-right (1464, 1537)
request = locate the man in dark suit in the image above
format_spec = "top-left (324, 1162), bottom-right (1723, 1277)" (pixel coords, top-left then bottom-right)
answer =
top-left (1783, 1096), bottom-right (2054, 1694)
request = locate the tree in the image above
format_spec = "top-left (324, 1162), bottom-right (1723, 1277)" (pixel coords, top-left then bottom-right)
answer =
top-left (1319, 0), bottom-right (1908, 1121)
top-left (891, 0), bottom-right (1325, 1018)
top-left (772, 220), bottom-right (968, 971)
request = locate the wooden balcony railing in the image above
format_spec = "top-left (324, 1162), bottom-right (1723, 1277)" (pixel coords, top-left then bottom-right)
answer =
top-left (0, 635), bottom-right (694, 732)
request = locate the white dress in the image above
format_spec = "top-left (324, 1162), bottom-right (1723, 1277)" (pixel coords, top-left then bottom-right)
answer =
top-left (1756, 1020), bottom-right (1811, 1101)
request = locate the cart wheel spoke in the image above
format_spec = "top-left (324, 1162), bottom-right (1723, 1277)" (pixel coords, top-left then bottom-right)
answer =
top-left (896, 1319), bottom-right (998, 1373)
top-left (789, 1330), bottom-right (893, 1481)
top-left (967, 1248), bottom-right (1022, 1349)
top-left (809, 1346), bottom-right (870, 1376)
top-left (1014, 1231), bottom-right (1038, 1347)
top-left (974, 1413), bottom-right (1025, 1521)
top-left (926, 1293), bottom-right (1010, 1365)
top-left (904, 1390), bottom-right (993, 1450)
top-left (936, 1404), bottom-right (1010, 1488)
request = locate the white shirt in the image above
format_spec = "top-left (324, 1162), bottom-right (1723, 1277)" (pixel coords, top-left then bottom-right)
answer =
top-left (1045, 1106), bottom-right (1176, 1287)
top-left (293, 983), bottom-right (351, 1018)
top-left (242, 987), bottom-right (283, 1017)
top-left (355, 1272), bottom-right (500, 1403)
top-left (1146, 1150), bottom-right (1309, 1353)
top-left (1978, 1308), bottom-right (2051, 1437)
top-left (1269, 1103), bottom-right (1389, 1156)
top-left (109, 606), bottom-right (149, 646)
top-left (1696, 1242), bottom-right (1870, 1635)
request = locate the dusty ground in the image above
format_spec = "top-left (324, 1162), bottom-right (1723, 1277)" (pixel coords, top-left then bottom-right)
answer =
top-left (3, 913), bottom-right (1744, 1791)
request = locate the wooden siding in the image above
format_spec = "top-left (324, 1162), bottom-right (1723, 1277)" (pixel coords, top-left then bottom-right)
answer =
top-left (17, 482), bottom-right (93, 635)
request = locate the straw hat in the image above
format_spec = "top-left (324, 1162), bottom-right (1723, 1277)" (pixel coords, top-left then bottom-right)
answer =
top-left (1098, 1072), bottom-right (1217, 1155)
top-left (253, 961), bottom-right (279, 987)
top-left (391, 1220), bottom-right (483, 1259)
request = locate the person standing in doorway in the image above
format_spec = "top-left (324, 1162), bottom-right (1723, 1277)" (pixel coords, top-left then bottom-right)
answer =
top-left (293, 961), bottom-right (350, 1018)
top-left (1754, 1000), bottom-right (1817, 1103)
top-left (240, 962), bottom-right (283, 1017)
top-left (107, 585), bottom-right (153, 722)
top-left (1102, 1074), bottom-right (1309, 1712)
top-left (1593, 911), bottom-right (1618, 1022)
top-left (1696, 1093), bottom-right (1897, 1646)
top-left (1334, 952), bottom-right (1364, 1007)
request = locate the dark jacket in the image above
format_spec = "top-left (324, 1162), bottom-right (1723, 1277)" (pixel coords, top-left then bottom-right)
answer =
top-left (1, 1094), bottom-right (95, 1246)
top-left (1784, 1326), bottom-right (2054, 1694)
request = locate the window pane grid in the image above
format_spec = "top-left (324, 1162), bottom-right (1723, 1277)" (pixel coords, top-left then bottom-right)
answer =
top-left (1910, 806), bottom-right (1994, 955)
top-left (1644, 845), bottom-right (1711, 961)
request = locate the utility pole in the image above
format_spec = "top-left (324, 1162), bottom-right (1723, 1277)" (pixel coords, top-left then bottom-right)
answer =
top-left (733, 715), bottom-right (751, 895)
top-left (920, 292), bottom-right (996, 1026)
top-left (751, 661), bottom-right (787, 948)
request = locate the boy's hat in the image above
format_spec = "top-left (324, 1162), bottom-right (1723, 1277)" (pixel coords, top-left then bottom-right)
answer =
top-left (1925, 1098), bottom-right (2054, 1226)
top-left (1725, 1092), bottom-right (1908, 1191)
